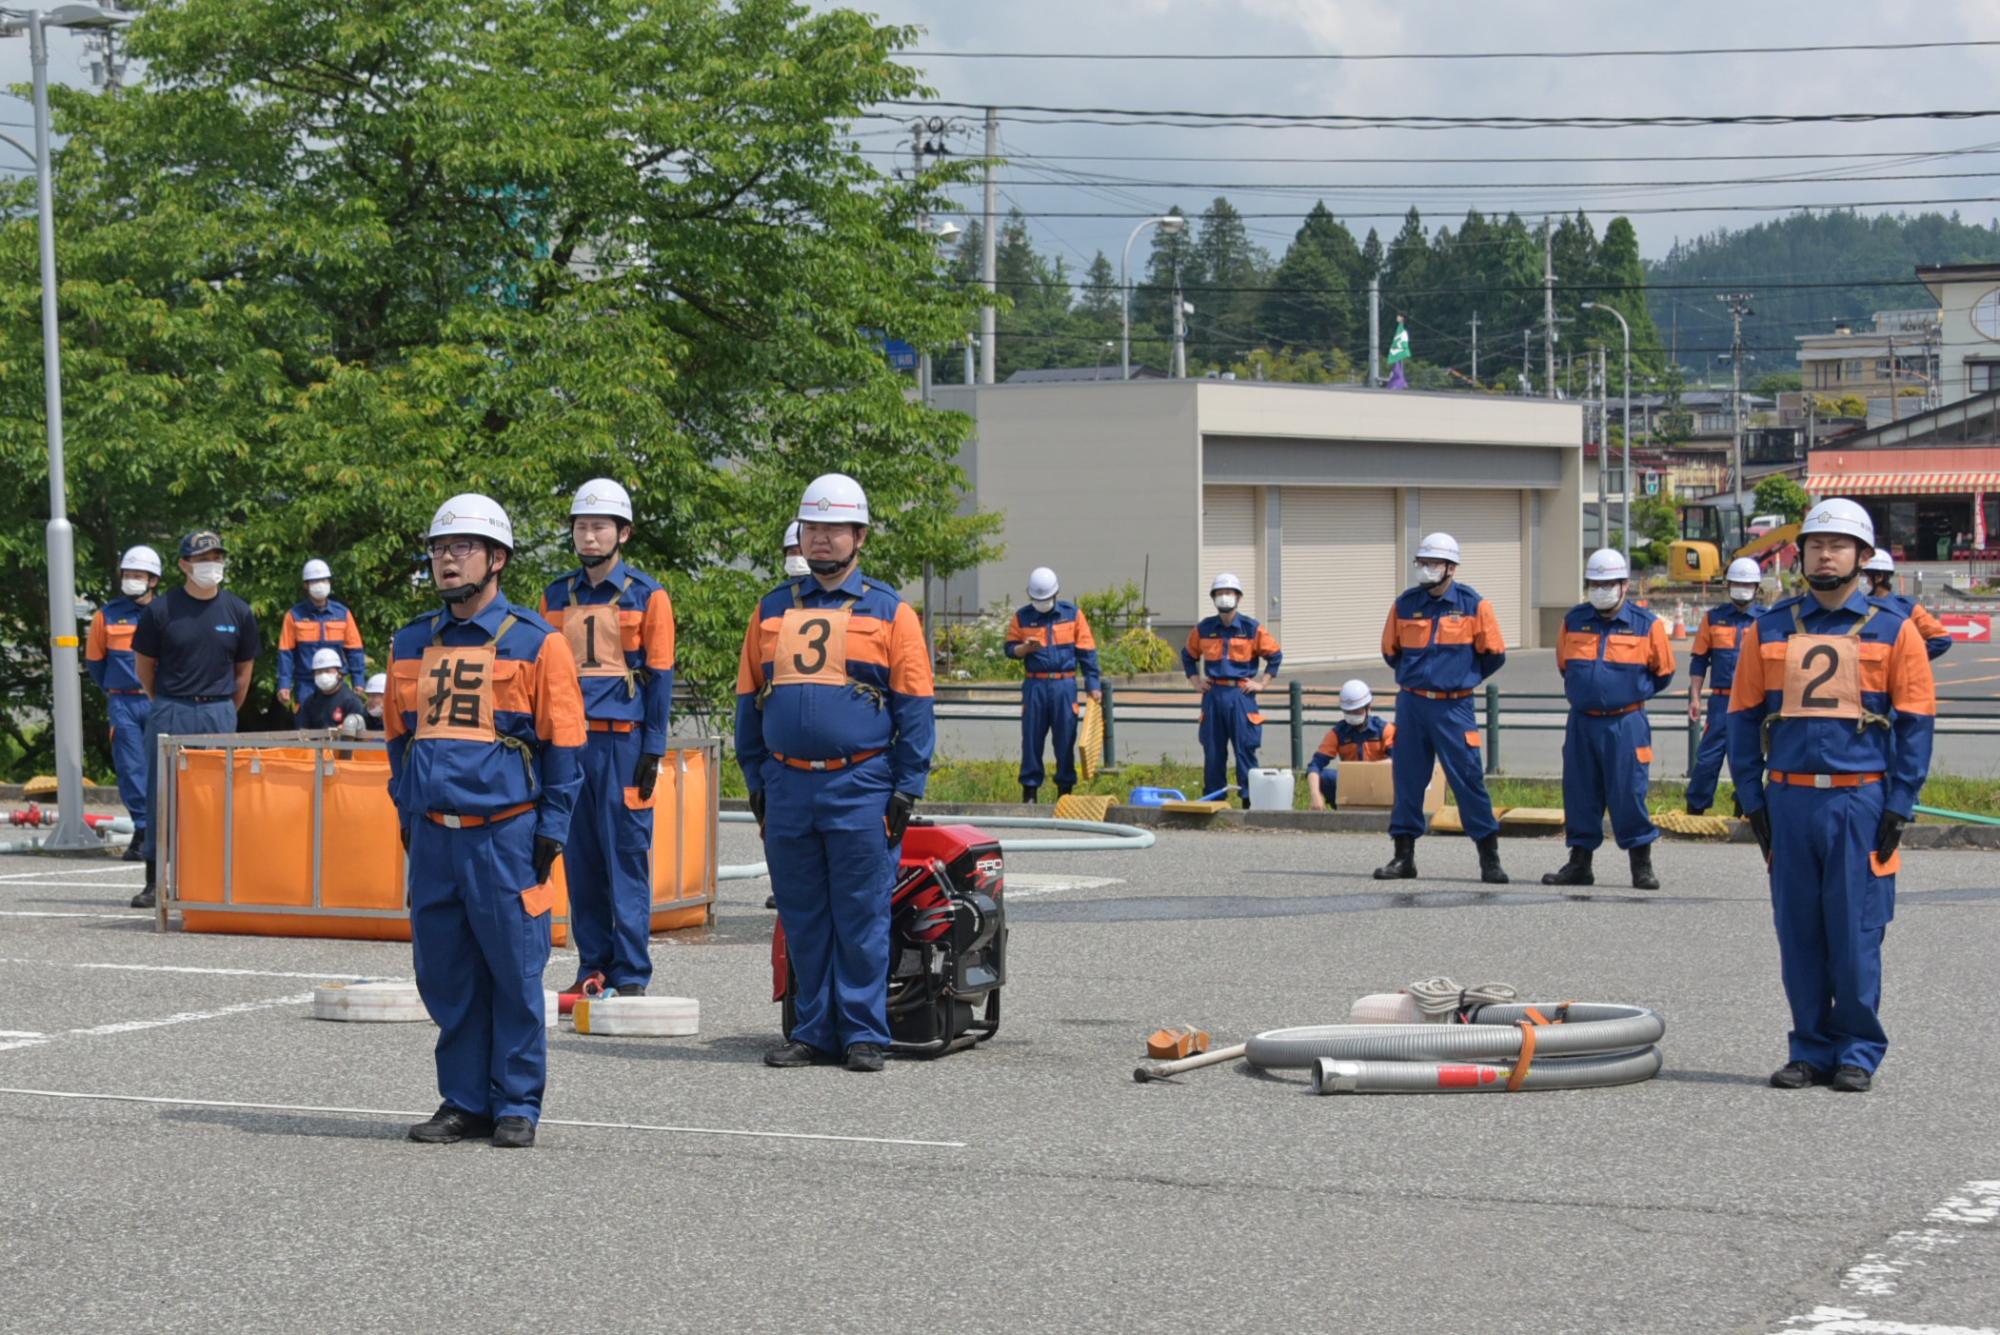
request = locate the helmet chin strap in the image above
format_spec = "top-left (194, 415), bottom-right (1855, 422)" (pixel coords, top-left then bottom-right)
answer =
top-left (1806, 570), bottom-right (1857, 593)
top-left (807, 557), bottom-right (848, 577)
top-left (578, 547), bottom-right (617, 570)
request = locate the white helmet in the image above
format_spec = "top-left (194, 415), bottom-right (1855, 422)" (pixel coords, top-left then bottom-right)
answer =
top-left (1799, 498), bottom-right (1875, 553)
top-left (1585, 548), bottom-right (1629, 582)
top-left (798, 472), bottom-right (869, 526)
top-left (1725, 557), bottom-right (1763, 585)
top-left (1339, 679), bottom-right (1373, 711)
top-left (365, 673), bottom-right (388, 695)
top-left (301, 558), bottom-right (332, 583)
top-left (429, 493), bottom-right (515, 551)
top-left (1862, 549), bottom-right (1895, 574)
top-left (119, 545), bottom-right (162, 577)
top-left (1210, 572), bottom-right (1244, 595)
top-left (1416, 532), bottom-right (1462, 564)
top-left (783, 521), bottom-right (801, 551)
top-left (1027, 567), bottom-right (1060, 600)
top-left (571, 478), bottom-right (633, 523)
top-left (310, 647), bottom-right (344, 673)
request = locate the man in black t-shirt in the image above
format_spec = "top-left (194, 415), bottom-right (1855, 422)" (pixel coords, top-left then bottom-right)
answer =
top-left (129, 529), bottom-right (262, 908)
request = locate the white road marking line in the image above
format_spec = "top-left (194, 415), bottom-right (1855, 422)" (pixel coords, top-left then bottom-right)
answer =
top-left (66, 992), bottom-right (314, 1038)
top-left (0, 910), bottom-right (140, 920)
top-left (1771, 1180), bottom-right (2000, 1334)
top-left (0, 1087), bottom-right (969, 1149)
top-left (0, 1039), bottom-right (49, 1053)
top-left (0, 1030), bottom-right (44, 1038)
top-left (1776, 1310), bottom-right (1996, 1335)
top-left (0, 881), bottom-right (148, 891)
top-left (0, 959), bottom-right (399, 982)
top-left (0, 867), bottom-right (144, 882)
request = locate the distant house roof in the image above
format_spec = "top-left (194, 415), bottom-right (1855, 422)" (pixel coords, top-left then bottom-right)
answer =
top-left (1005, 365), bottom-right (1167, 384)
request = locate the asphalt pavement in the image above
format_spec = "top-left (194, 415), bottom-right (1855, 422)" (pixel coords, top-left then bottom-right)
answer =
top-left (1, 826), bottom-right (1996, 1334)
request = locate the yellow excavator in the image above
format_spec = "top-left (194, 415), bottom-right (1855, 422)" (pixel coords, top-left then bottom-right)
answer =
top-left (1668, 502), bottom-right (1800, 581)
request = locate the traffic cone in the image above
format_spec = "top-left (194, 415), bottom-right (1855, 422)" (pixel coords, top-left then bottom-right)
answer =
top-left (1672, 601), bottom-right (1689, 640)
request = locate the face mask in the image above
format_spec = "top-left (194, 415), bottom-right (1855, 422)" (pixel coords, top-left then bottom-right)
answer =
top-left (1342, 710), bottom-right (1367, 726)
top-left (121, 577), bottom-right (150, 598)
top-left (1586, 585), bottom-right (1623, 612)
top-left (190, 561), bottom-right (225, 589)
top-left (366, 701), bottom-right (384, 719)
top-left (1728, 585), bottom-right (1756, 604)
top-left (1031, 597), bottom-right (1055, 613)
top-left (783, 555), bottom-right (811, 579)
top-left (305, 581), bottom-right (331, 601)
top-left (314, 671), bottom-right (341, 694)
top-left (1416, 562), bottom-right (1446, 587)
top-left (1212, 593), bottom-right (1238, 612)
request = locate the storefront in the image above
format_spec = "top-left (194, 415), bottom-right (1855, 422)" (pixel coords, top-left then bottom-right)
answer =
top-left (1803, 447), bottom-right (2000, 560)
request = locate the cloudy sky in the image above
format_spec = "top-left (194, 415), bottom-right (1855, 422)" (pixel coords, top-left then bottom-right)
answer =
top-left (834, 0), bottom-right (2000, 268)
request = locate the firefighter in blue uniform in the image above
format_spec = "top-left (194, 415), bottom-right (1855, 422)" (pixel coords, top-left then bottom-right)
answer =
top-left (388, 494), bottom-right (585, 1148)
top-left (277, 558), bottom-right (367, 721)
top-left (1374, 533), bottom-right (1510, 884)
top-left (84, 545), bottom-right (162, 861)
top-left (737, 473), bottom-right (936, 1073)
top-left (1181, 572), bottom-right (1281, 807)
top-left (1305, 679), bottom-right (1394, 811)
top-left (1542, 548), bottom-right (1676, 890)
top-left (1729, 499), bottom-right (1935, 1094)
top-left (1007, 565), bottom-right (1101, 803)
top-left (1862, 550), bottom-right (1951, 660)
top-left (540, 479), bottom-right (676, 1002)
top-left (1685, 557), bottom-right (1763, 815)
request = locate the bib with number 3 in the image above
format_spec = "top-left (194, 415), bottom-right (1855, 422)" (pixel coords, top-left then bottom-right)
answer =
top-left (774, 608), bottom-right (852, 686)
top-left (563, 604), bottom-right (627, 679)
top-left (1779, 634), bottom-right (1862, 720)
top-left (415, 645), bottom-right (498, 741)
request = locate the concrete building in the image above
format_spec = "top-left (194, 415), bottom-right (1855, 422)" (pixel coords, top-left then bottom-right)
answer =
top-left (1805, 388), bottom-right (2000, 560)
top-left (1918, 264), bottom-right (2000, 406)
top-left (927, 379), bottom-right (1586, 664)
top-left (1795, 308), bottom-right (1941, 411)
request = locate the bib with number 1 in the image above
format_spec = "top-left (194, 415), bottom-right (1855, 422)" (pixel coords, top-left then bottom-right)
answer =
top-left (562, 604), bottom-right (627, 679)
top-left (773, 608), bottom-right (852, 686)
top-left (1779, 634), bottom-right (1862, 720)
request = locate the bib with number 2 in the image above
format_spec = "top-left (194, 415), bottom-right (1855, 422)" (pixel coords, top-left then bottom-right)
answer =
top-left (1780, 634), bottom-right (1862, 720)
top-left (563, 604), bottom-right (627, 679)
top-left (773, 608), bottom-right (852, 687)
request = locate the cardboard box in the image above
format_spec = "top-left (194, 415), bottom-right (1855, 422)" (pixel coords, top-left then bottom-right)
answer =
top-left (1337, 760), bottom-right (1444, 813)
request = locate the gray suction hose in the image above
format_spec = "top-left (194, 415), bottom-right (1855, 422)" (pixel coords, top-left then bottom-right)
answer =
top-left (1246, 1003), bottom-right (1665, 1095)
top-left (716, 809), bottom-right (1153, 882)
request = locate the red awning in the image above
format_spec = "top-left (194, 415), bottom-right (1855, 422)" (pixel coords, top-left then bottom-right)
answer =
top-left (1805, 470), bottom-right (2000, 496)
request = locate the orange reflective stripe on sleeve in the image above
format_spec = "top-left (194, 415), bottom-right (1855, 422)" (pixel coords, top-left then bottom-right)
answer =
top-left (278, 613), bottom-right (299, 652)
top-left (85, 610), bottom-right (108, 662)
top-left (1691, 617), bottom-right (1714, 655)
top-left (1381, 608), bottom-right (1400, 658)
top-left (1475, 599), bottom-right (1507, 655)
top-left (1889, 619), bottom-right (1937, 716)
top-left (643, 587), bottom-right (676, 670)
top-left (1648, 620), bottom-right (1675, 676)
top-left (1185, 626), bottom-right (1203, 661)
top-left (735, 609), bottom-right (768, 696)
top-left (1315, 730), bottom-right (1340, 762)
top-left (1256, 626), bottom-right (1280, 659)
top-left (889, 603), bottom-right (936, 697)
top-left (1382, 723), bottom-right (1396, 750)
top-left (386, 658), bottom-right (420, 741)
top-left (537, 593), bottom-right (554, 621)
top-left (1728, 624), bottom-right (1766, 712)
top-left (535, 632), bottom-right (587, 746)
top-left (1912, 603), bottom-right (1947, 643)
top-left (1074, 609), bottom-right (1097, 652)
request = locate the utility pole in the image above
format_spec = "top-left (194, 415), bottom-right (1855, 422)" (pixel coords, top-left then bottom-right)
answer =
top-left (1719, 293), bottom-right (1754, 511)
top-left (1596, 347), bottom-right (1609, 545)
top-left (1368, 275), bottom-right (1381, 385)
top-left (912, 122), bottom-right (932, 401)
top-left (1543, 217), bottom-right (1556, 399)
top-left (1172, 287), bottom-right (1187, 379)
top-left (1469, 311), bottom-right (1480, 384)
top-left (979, 107), bottom-right (996, 385)
top-left (1521, 327), bottom-right (1530, 394)
top-left (1888, 331), bottom-right (1899, 424)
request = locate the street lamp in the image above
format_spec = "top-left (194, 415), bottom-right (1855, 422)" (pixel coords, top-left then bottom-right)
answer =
top-left (1121, 214), bottom-right (1184, 381)
top-left (0, 4), bottom-right (134, 852)
top-left (1582, 302), bottom-right (1632, 564)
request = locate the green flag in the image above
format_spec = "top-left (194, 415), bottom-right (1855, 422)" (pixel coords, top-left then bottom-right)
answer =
top-left (1387, 318), bottom-right (1411, 366)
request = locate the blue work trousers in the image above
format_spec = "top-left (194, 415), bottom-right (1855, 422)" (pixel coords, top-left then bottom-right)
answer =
top-left (1561, 710), bottom-right (1659, 851)
top-left (564, 727), bottom-right (655, 991)
top-left (1388, 692), bottom-right (1496, 841)
top-left (106, 693), bottom-right (151, 838)
top-left (1685, 692), bottom-right (1732, 812)
top-left (1198, 683), bottom-right (1262, 801)
top-left (763, 756), bottom-right (898, 1052)
top-left (1019, 677), bottom-right (1080, 791)
top-left (409, 812), bottom-right (553, 1122)
top-left (140, 696), bottom-right (236, 862)
top-left (1766, 781), bottom-right (1893, 1074)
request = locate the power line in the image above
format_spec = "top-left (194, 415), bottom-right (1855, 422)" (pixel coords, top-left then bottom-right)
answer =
top-left (860, 143), bottom-right (2000, 167)
top-left (876, 101), bottom-right (2000, 132)
top-left (901, 39), bottom-right (2000, 63)
top-left (956, 275), bottom-right (1937, 298)
top-left (948, 169), bottom-right (2000, 193)
top-left (937, 194), bottom-right (2000, 220)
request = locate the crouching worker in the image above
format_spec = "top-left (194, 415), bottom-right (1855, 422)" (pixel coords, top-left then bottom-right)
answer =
top-left (1544, 548), bottom-right (1674, 890)
top-left (1306, 679), bottom-right (1394, 811)
top-left (388, 494), bottom-right (585, 1149)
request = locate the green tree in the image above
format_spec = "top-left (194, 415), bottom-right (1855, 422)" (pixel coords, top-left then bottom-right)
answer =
top-left (1655, 370), bottom-right (1695, 446)
top-left (1753, 476), bottom-right (1813, 524)
top-left (0, 0), bottom-right (998, 761)
top-left (1227, 346), bottom-right (1356, 384)
top-left (1186, 196), bottom-right (1268, 368)
top-left (1613, 496), bottom-right (1681, 569)
top-left (1257, 202), bottom-right (1359, 357)
top-left (1753, 371), bottom-right (1803, 395)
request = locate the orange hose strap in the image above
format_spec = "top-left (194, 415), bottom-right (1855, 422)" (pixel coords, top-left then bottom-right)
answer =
top-left (1508, 1021), bottom-right (1539, 1092)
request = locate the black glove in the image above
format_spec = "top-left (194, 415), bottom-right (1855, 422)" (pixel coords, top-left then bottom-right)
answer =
top-left (634, 753), bottom-right (662, 802)
top-left (1875, 811), bottom-right (1908, 862)
top-left (748, 788), bottom-right (767, 835)
top-left (1747, 806), bottom-right (1773, 865)
top-left (885, 791), bottom-right (917, 845)
top-left (533, 836), bottom-right (562, 885)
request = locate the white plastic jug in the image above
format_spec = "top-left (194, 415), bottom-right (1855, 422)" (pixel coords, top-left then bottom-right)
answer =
top-left (1246, 767), bottom-right (1294, 811)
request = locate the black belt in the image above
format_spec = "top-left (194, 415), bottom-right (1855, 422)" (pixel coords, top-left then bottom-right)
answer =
top-left (173, 694), bottom-right (231, 704)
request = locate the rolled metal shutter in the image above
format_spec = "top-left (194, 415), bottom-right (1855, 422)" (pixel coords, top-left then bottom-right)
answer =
top-left (1280, 487), bottom-right (1397, 662)
top-left (1419, 489), bottom-right (1524, 646)
top-left (1201, 485), bottom-right (1259, 616)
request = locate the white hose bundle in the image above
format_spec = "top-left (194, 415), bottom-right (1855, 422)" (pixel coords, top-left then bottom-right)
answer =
top-left (1403, 976), bottom-right (1519, 1022)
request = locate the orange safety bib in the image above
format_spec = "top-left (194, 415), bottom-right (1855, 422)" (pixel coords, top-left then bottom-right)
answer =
top-left (773, 607), bottom-right (853, 688)
top-left (563, 604), bottom-right (627, 679)
top-left (415, 645), bottom-right (498, 741)
top-left (1779, 634), bottom-right (1862, 721)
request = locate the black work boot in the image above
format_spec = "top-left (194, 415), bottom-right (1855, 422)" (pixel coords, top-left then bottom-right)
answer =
top-left (408, 1103), bottom-right (493, 1144)
top-left (1629, 845), bottom-right (1661, 891)
top-left (1829, 1064), bottom-right (1873, 1093)
top-left (1057, 784), bottom-right (1074, 799)
top-left (1476, 835), bottom-right (1509, 885)
top-left (130, 860), bottom-right (157, 910)
top-left (845, 1043), bottom-right (886, 1073)
top-left (764, 1040), bottom-right (832, 1068)
top-left (1685, 803), bottom-right (1708, 816)
top-left (1541, 848), bottom-right (1594, 887)
top-left (1769, 1060), bottom-right (1828, 1090)
top-left (1021, 786), bottom-right (1038, 804)
top-left (1372, 836), bottom-right (1418, 880)
top-left (490, 1116), bottom-right (536, 1148)
top-left (614, 984), bottom-right (646, 998)
top-left (123, 838), bottom-right (145, 863)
